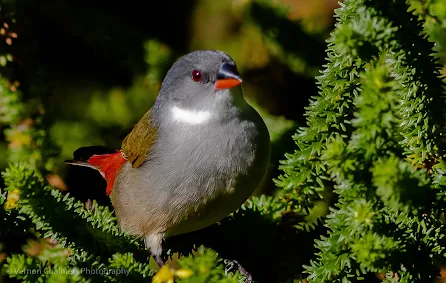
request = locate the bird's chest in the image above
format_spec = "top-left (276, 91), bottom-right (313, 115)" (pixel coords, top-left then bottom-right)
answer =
top-left (153, 118), bottom-right (266, 236)
top-left (157, 119), bottom-right (259, 187)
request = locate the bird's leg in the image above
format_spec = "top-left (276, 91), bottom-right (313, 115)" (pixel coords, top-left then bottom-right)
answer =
top-left (224, 259), bottom-right (253, 283)
top-left (144, 233), bottom-right (165, 267)
top-left (153, 255), bottom-right (166, 267)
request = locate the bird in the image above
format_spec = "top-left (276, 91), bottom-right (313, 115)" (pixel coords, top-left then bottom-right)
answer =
top-left (65, 50), bottom-right (271, 268)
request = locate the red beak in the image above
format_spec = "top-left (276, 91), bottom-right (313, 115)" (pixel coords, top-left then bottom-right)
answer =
top-left (215, 62), bottom-right (242, 90)
top-left (216, 78), bottom-right (242, 90)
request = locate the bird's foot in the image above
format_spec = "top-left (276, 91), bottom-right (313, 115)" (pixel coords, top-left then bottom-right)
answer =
top-left (154, 255), bottom-right (166, 267)
top-left (224, 259), bottom-right (253, 283)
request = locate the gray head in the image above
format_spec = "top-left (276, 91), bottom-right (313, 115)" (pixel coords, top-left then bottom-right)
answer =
top-left (153, 50), bottom-right (243, 113)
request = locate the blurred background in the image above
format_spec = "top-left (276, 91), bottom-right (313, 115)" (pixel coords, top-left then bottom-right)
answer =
top-left (0, 0), bottom-right (341, 204)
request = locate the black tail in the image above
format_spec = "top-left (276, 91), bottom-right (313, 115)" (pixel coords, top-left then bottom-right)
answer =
top-left (64, 146), bottom-right (117, 204)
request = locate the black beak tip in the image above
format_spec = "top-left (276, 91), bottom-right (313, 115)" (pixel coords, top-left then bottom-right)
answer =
top-left (217, 62), bottom-right (242, 81)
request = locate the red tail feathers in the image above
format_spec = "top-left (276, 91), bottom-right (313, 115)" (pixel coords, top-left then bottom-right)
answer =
top-left (88, 151), bottom-right (127, 196)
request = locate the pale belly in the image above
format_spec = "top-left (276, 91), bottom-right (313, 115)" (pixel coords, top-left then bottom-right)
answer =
top-left (164, 167), bottom-right (265, 237)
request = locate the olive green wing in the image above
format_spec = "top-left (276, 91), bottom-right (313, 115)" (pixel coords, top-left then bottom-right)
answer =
top-left (121, 108), bottom-right (158, 168)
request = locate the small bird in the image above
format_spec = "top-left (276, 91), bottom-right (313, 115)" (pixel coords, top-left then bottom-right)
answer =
top-left (65, 50), bottom-right (270, 267)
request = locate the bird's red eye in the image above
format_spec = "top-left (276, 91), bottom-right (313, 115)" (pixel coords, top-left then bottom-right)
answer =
top-left (191, 70), bottom-right (202, 82)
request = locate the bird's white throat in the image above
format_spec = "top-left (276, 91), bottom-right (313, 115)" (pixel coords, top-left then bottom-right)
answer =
top-left (170, 106), bottom-right (211, 125)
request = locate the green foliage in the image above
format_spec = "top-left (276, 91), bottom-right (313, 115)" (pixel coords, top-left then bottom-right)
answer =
top-left (0, 70), bottom-right (59, 173)
top-left (274, 0), bottom-right (446, 281)
top-left (306, 58), bottom-right (446, 281)
top-left (0, 78), bottom-right (23, 125)
top-left (276, 0), bottom-right (446, 223)
top-left (1, 163), bottom-right (278, 282)
top-left (1, 163), bottom-right (153, 281)
top-left (411, 0), bottom-right (446, 64)
top-left (176, 247), bottom-right (241, 283)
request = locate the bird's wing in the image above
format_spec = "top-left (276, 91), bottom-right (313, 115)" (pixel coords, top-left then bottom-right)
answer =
top-left (121, 108), bottom-right (158, 168)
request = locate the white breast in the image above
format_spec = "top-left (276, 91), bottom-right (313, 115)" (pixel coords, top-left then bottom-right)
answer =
top-left (170, 106), bottom-right (211, 125)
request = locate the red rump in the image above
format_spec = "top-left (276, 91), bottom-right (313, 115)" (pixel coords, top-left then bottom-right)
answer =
top-left (88, 151), bottom-right (127, 196)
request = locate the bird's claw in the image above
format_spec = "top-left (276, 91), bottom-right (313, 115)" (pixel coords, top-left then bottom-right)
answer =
top-left (223, 259), bottom-right (253, 283)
